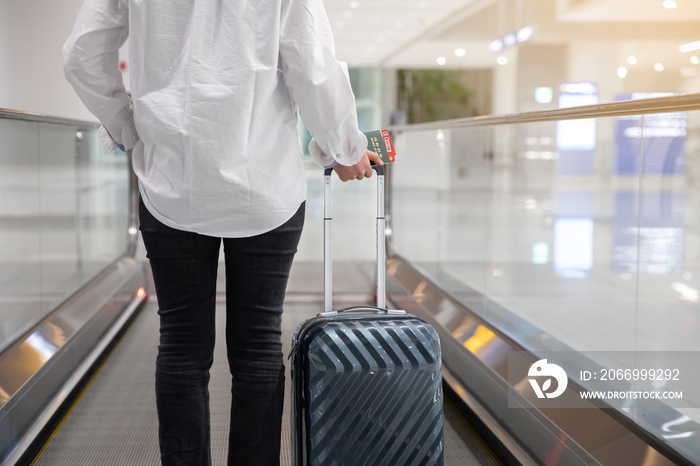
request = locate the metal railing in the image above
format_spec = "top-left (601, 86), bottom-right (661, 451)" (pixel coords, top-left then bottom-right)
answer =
top-left (389, 93), bottom-right (700, 131)
top-left (0, 108), bottom-right (101, 128)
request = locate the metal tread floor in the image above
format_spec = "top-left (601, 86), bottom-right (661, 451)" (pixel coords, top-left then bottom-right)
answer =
top-left (33, 300), bottom-right (501, 465)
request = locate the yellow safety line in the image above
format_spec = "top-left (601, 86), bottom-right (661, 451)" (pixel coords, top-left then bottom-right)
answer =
top-left (30, 353), bottom-right (110, 465)
top-left (30, 299), bottom-right (148, 464)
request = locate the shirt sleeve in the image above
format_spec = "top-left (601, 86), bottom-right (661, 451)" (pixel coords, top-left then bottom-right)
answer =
top-left (63, 0), bottom-right (138, 152)
top-left (279, 0), bottom-right (367, 167)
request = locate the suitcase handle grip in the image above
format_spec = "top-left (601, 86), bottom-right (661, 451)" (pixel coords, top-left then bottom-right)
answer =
top-left (322, 165), bottom-right (386, 314)
top-left (323, 164), bottom-right (384, 177)
top-left (318, 305), bottom-right (405, 317)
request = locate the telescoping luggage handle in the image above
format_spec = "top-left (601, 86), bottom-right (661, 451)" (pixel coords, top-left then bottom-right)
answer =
top-left (320, 165), bottom-right (405, 317)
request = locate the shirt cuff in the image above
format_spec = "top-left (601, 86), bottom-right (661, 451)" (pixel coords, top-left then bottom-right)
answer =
top-left (98, 125), bottom-right (123, 151)
top-left (308, 131), bottom-right (367, 168)
top-left (98, 110), bottom-right (139, 152)
top-left (308, 138), bottom-right (336, 168)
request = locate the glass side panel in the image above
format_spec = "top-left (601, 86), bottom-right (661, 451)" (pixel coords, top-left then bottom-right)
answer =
top-left (0, 121), bottom-right (129, 354)
top-left (482, 117), bottom-right (641, 353)
top-left (75, 129), bottom-right (129, 268)
top-left (635, 110), bottom-right (691, 350)
top-left (38, 125), bottom-right (129, 318)
top-left (390, 109), bottom-right (700, 462)
top-left (391, 129), bottom-right (444, 265)
top-left (0, 120), bottom-right (41, 351)
top-left (633, 110), bottom-right (700, 461)
top-left (38, 124), bottom-right (83, 312)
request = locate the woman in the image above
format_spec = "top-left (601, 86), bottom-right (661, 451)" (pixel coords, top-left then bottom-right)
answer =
top-left (63, 0), bottom-right (381, 464)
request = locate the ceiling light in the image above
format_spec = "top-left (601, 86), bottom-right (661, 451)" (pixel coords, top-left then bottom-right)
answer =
top-left (663, 0), bottom-right (678, 8)
top-left (418, 1), bottom-right (429, 8)
top-left (516, 26), bottom-right (534, 43)
top-left (655, 63), bottom-right (665, 71)
top-left (497, 56), bottom-right (509, 65)
top-left (489, 39), bottom-right (504, 52)
top-left (679, 40), bottom-right (700, 53)
top-left (535, 87), bottom-right (553, 104)
top-left (454, 48), bottom-right (466, 57)
top-left (503, 33), bottom-right (516, 48)
top-left (617, 67), bottom-right (628, 78)
top-left (343, 10), bottom-right (352, 18)
top-left (349, 1), bottom-right (360, 9)
top-left (436, 56), bottom-right (446, 66)
top-left (692, 56), bottom-right (700, 64)
top-left (336, 21), bottom-right (345, 29)
top-left (627, 56), bottom-right (638, 65)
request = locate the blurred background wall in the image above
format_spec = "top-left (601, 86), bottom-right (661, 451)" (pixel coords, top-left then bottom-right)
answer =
top-left (2, 0), bottom-right (700, 126)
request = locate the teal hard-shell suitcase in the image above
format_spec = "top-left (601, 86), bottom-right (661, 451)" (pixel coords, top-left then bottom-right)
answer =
top-left (289, 167), bottom-right (444, 465)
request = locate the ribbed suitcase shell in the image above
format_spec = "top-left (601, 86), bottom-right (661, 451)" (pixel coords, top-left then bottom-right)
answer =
top-left (291, 313), bottom-right (444, 466)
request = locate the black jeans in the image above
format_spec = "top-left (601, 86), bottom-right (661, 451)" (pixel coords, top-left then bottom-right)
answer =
top-left (139, 199), bottom-right (305, 466)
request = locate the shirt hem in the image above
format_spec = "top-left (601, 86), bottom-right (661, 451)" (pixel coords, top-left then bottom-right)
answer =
top-left (139, 189), bottom-right (305, 238)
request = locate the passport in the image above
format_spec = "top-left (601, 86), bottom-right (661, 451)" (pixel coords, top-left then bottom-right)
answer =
top-left (365, 130), bottom-right (396, 164)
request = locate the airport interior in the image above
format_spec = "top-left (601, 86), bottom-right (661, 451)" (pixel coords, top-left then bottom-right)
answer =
top-left (2, 0), bottom-right (700, 464)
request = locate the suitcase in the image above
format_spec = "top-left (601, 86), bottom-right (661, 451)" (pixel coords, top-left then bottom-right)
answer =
top-left (289, 166), bottom-right (444, 466)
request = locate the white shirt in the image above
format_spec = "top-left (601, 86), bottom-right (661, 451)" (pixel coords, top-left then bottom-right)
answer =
top-left (63, 0), bottom-right (367, 237)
